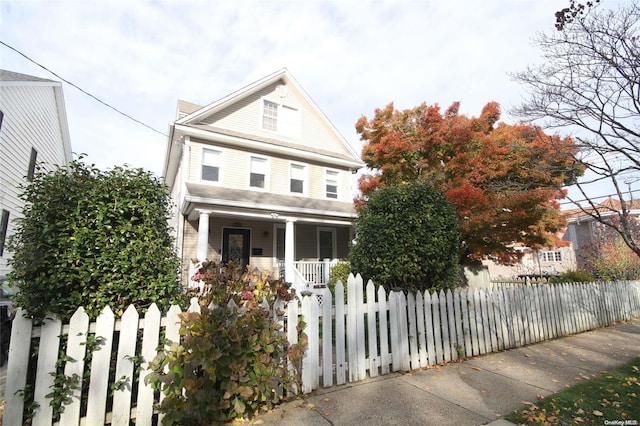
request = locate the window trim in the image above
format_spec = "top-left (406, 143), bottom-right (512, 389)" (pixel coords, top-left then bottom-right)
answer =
top-left (249, 155), bottom-right (269, 190)
top-left (201, 147), bottom-right (224, 184)
top-left (289, 162), bottom-right (307, 195)
top-left (325, 168), bottom-right (339, 199)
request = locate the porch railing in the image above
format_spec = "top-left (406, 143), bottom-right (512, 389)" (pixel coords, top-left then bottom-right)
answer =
top-left (293, 259), bottom-right (339, 286)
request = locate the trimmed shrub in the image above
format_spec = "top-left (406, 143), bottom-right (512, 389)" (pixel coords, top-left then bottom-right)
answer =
top-left (349, 182), bottom-right (460, 292)
top-left (7, 159), bottom-right (182, 321)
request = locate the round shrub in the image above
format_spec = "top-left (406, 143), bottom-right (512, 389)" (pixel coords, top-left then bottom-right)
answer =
top-left (349, 182), bottom-right (460, 292)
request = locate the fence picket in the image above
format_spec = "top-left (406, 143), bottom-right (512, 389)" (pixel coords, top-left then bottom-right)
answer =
top-left (59, 307), bottom-right (90, 426)
top-left (467, 289), bottom-right (479, 355)
top-left (111, 305), bottom-right (139, 426)
top-left (460, 288), bottom-right (473, 357)
top-left (407, 292), bottom-right (420, 369)
top-left (446, 290), bottom-right (458, 361)
top-left (365, 281), bottom-right (379, 378)
top-left (415, 291), bottom-right (428, 368)
top-left (355, 275), bottom-right (367, 381)
top-left (33, 315), bottom-right (61, 426)
top-left (485, 290), bottom-right (498, 353)
top-left (136, 304), bottom-right (161, 426)
top-left (428, 291), bottom-right (441, 363)
top-left (322, 287), bottom-right (334, 387)
top-left (86, 306), bottom-right (116, 425)
top-left (398, 291), bottom-right (411, 371)
top-left (378, 285), bottom-right (390, 375)
top-left (389, 290), bottom-right (400, 371)
top-left (439, 290), bottom-right (451, 362)
top-left (301, 295), bottom-right (317, 392)
top-left (346, 274), bottom-right (359, 381)
top-left (4, 309), bottom-right (32, 425)
top-left (335, 281), bottom-right (347, 385)
top-left (453, 289), bottom-right (465, 358)
top-left (424, 291), bottom-right (436, 365)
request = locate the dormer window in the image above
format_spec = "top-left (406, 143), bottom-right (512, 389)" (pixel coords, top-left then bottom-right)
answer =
top-left (262, 99), bottom-right (300, 137)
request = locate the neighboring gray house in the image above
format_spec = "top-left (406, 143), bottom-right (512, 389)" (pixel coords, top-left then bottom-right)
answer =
top-left (0, 70), bottom-right (72, 282)
top-left (162, 69), bottom-right (364, 289)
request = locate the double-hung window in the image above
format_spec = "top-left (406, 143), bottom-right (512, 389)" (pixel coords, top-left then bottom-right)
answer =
top-left (202, 148), bottom-right (222, 182)
top-left (262, 100), bottom-right (300, 137)
top-left (290, 163), bottom-right (306, 194)
top-left (326, 170), bottom-right (339, 199)
top-left (250, 156), bottom-right (268, 189)
top-left (262, 100), bottom-right (278, 131)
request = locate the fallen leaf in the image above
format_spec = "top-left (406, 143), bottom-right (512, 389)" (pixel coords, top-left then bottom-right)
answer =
top-left (593, 410), bottom-right (603, 417)
top-left (471, 366), bottom-right (482, 371)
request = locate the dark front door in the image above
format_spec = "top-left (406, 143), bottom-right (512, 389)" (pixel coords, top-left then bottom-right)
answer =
top-left (222, 228), bottom-right (251, 271)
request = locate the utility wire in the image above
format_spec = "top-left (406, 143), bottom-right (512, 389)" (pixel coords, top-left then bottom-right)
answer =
top-left (0, 40), bottom-right (168, 137)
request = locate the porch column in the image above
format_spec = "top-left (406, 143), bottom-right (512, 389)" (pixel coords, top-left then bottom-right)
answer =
top-left (284, 218), bottom-right (296, 283)
top-left (196, 210), bottom-right (210, 261)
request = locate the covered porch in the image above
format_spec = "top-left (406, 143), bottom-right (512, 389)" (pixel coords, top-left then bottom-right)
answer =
top-left (177, 184), bottom-right (356, 295)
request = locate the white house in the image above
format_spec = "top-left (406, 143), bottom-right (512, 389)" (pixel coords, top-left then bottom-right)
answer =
top-left (0, 70), bottom-right (73, 282)
top-left (162, 69), bottom-right (364, 290)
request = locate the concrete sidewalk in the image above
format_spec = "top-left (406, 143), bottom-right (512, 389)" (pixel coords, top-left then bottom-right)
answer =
top-left (250, 320), bottom-right (640, 426)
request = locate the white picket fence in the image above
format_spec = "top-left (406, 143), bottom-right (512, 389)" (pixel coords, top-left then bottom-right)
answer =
top-left (4, 277), bottom-right (640, 425)
top-left (301, 276), bottom-right (640, 390)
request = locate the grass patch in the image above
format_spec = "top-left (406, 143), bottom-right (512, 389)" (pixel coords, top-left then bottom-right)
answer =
top-left (507, 357), bottom-right (640, 425)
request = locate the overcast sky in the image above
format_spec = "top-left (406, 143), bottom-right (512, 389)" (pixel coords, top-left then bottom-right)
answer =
top-left (0, 1), bottom-right (630, 206)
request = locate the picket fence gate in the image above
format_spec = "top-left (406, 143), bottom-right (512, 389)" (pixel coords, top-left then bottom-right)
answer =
top-left (4, 277), bottom-right (640, 425)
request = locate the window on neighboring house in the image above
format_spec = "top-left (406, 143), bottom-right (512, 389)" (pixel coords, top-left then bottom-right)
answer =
top-left (290, 163), bottom-right (306, 194)
top-left (202, 148), bottom-right (222, 182)
top-left (541, 250), bottom-right (562, 262)
top-left (27, 147), bottom-right (38, 180)
top-left (0, 209), bottom-right (9, 257)
top-left (262, 100), bottom-right (300, 137)
top-left (250, 156), bottom-right (268, 189)
top-left (326, 170), bottom-right (338, 199)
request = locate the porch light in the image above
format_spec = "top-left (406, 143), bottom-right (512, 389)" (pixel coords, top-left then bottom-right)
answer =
top-left (270, 212), bottom-right (279, 219)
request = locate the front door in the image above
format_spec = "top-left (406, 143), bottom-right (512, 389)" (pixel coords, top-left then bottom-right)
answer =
top-left (222, 228), bottom-right (251, 271)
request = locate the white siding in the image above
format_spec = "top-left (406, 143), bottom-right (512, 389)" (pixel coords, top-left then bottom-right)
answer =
top-left (0, 84), bottom-right (71, 277)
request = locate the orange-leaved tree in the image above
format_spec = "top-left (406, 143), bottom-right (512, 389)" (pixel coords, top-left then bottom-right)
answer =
top-left (355, 101), bottom-right (583, 264)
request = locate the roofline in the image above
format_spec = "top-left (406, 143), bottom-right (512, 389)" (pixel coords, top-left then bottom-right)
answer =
top-left (176, 68), bottom-right (363, 164)
top-left (565, 209), bottom-right (640, 223)
top-left (52, 85), bottom-right (73, 164)
top-left (174, 123), bottom-right (364, 170)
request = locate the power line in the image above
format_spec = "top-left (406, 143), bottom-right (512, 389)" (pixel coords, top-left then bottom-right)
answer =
top-left (0, 40), bottom-right (168, 137)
